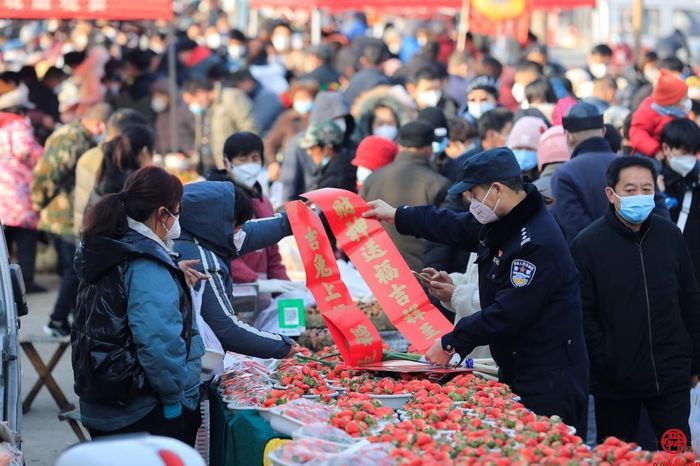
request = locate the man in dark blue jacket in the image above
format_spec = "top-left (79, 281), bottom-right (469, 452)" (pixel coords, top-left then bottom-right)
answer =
top-left (551, 102), bottom-right (668, 243)
top-left (364, 147), bottom-right (589, 433)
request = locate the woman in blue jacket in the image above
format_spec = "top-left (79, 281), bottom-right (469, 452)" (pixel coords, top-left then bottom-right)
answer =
top-left (175, 181), bottom-right (301, 361)
top-left (72, 166), bottom-right (202, 444)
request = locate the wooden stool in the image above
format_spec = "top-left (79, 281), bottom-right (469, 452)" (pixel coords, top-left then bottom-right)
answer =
top-left (20, 336), bottom-right (74, 414)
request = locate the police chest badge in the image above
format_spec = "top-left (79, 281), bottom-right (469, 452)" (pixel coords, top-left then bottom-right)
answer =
top-left (511, 260), bottom-right (536, 287)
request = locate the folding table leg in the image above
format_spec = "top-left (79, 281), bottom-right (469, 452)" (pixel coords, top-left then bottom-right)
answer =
top-left (21, 342), bottom-right (72, 413)
top-left (67, 420), bottom-right (87, 442)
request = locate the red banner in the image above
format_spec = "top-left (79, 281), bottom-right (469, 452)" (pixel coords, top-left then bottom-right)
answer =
top-left (285, 200), bottom-right (383, 366)
top-left (301, 188), bottom-right (453, 353)
top-left (0, 0), bottom-right (172, 20)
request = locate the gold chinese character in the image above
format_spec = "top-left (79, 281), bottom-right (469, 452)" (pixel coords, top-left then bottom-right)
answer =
top-left (332, 196), bottom-right (356, 218)
top-left (59, 0), bottom-right (78, 11)
top-left (314, 254), bottom-right (332, 279)
top-left (360, 238), bottom-right (386, 262)
top-left (88, 0), bottom-right (106, 11)
top-left (402, 304), bottom-right (425, 324)
top-left (31, 0), bottom-right (49, 9)
top-left (350, 325), bottom-right (374, 347)
top-left (390, 284), bottom-right (410, 306)
top-left (5, 0), bottom-right (23, 9)
top-left (305, 227), bottom-right (320, 251)
top-left (357, 350), bottom-right (378, 365)
top-left (322, 282), bottom-right (341, 302)
top-left (345, 217), bottom-right (369, 242)
top-left (420, 322), bottom-right (440, 340)
top-left (374, 259), bottom-right (398, 285)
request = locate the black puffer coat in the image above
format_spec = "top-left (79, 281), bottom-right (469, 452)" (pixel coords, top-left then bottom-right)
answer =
top-left (72, 230), bottom-right (192, 407)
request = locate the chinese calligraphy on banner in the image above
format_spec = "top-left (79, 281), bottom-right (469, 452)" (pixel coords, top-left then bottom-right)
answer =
top-left (301, 188), bottom-right (454, 352)
top-left (285, 200), bottom-right (383, 366)
top-left (0, 0), bottom-right (172, 19)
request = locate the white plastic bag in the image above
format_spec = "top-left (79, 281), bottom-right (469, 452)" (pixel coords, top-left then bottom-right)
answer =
top-left (190, 282), bottom-right (224, 379)
top-left (690, 385), bottom-right (700, 457)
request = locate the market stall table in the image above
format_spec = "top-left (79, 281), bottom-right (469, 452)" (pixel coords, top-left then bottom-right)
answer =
top-left (209, 384), bottom-right (290, 466)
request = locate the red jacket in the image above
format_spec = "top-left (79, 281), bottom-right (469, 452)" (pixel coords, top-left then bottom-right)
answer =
top-left (630, 97), bottom-right (677, 157)
top-left (230, 194), bottom-right (289, 283)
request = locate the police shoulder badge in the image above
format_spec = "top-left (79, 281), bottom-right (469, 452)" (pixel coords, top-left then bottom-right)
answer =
top-left (511, 260), bottom-right (536, 287)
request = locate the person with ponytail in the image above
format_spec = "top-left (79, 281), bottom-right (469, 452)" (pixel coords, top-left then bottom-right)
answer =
top-left (83, 124), bottom-right (154, 217)
top-left (72, 166), bottom-right (204, 444)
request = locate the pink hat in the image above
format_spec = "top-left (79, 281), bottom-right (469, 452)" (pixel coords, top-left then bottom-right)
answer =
top-left (537, 125), bottom-right (570, 171)
top-left (551, 96), bottom-right (578, 125)
top-left (352, 136), bottom-right (398, 170)
top-left (506, 116), bottom-right (548, 151)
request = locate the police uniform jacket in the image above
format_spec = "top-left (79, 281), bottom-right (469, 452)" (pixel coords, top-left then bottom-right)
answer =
top-left (395, 184), bottom-right (589, 382)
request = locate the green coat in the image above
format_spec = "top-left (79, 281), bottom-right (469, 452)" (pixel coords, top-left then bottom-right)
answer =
top-left (31, 121), bottom-right (95, 237)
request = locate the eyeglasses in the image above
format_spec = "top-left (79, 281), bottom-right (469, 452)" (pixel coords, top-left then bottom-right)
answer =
top-left (165, 207), bottom-right (181, 217)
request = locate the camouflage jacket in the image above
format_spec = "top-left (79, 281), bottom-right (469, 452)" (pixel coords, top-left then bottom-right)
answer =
top-left (31, 121), bottom-right (95, 237)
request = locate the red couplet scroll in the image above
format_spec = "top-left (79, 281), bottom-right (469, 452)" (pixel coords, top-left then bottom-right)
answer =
top-left (301, 188), bottom-right (454, 353)
top-left (285, 200), bottom-right (383, 366)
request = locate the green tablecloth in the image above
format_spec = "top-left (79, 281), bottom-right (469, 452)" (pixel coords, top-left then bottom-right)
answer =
top-left (209, 384), bottom-right (290, 466)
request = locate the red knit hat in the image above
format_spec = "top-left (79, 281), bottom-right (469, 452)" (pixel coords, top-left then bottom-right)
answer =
top-left (352, 136), bottom-right (398, 170)
top-left (652, 69), bottom-right (689, 106)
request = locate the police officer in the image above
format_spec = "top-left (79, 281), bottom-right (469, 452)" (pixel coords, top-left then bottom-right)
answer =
top-left (364, 147), bottom-right (590, 432)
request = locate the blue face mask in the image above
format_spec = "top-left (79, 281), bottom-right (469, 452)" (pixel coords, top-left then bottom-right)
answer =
top-left (651, 102), bottom-right (687, 119)
top-left (513, 149), bottom-right (538, 171)
top-left (432, 137), bottom-right (448, 155)
top-left (189, 103), bottom-right (204, 116)
top-left (613, 191), bottom-right (655, 224)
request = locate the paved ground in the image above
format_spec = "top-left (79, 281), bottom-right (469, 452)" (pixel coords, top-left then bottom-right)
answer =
top-left (20, 274), bottom-right (79, 466)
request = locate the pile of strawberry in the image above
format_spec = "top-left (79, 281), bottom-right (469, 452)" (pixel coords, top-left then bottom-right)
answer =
top-left (328, 393), bottom-right (397, 437)
top-left (228, 346), bottom-right (698, 464)
top-left (276, 365), bottom-right (336, 399)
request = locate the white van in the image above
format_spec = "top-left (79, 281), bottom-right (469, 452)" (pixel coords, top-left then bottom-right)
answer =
top-left (0, 224), bottom-right (26, 454)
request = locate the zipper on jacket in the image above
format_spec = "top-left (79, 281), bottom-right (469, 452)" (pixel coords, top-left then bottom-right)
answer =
top-left (638, 233), bottom-right (661, 395)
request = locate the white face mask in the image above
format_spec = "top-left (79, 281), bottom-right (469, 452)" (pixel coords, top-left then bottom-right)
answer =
top-left (468, 101), bottom-right (496, 120)
top-left (417, 90), bottom-right (442, 108)
top-left (511, 83), bottom-right (525, 104)
top-left (644, 67), bottom-right (660, 85)
top-left (151, 96), bottom-right (168, 113)
top-left (669, 154), bottom-right (698, 177)
top-left (293, 100), bottom-right (313, 115)
top-left (469, 185), bottom-right (501, 224)
top-left (680, 97), bottom-right (693, 115)
top-left (334, 118), bottom-right (347, 134)
top-left (233, 229), bottom-right (247, 251)
top-left (229, 44), bottom-right (245, 58)
top-left (232, 162), bottom-right (263, 188)
top-left (590, 62), bottom-right (608, 79)
top-left (163, 210), bottom-right (181, 240)
top-left (272, 35), bottom-right (290, 52)
top-left (356, 166), bottom-right (372, 184)
top-left (73, 34), bottom-right (88, 50)
top-left (372, 125), bottom-right (398, 141)
top-left (206, 34), bottom-right (222, 50)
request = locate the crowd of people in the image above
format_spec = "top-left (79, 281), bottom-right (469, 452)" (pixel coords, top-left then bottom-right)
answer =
top-left (1, 10), bottom-right (700, 454)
